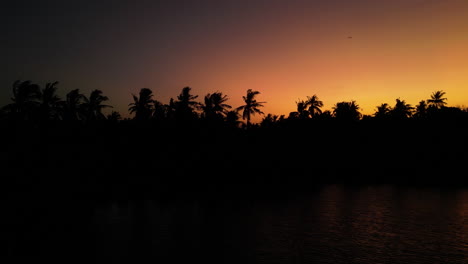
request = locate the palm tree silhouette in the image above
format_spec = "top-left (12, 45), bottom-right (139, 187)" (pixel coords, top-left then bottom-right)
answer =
top-left (128, 88), bottom-right (154, 120)
top-left (294, 99), bottom-right (309, 119)
top-left (332, 101), bottom-right (361, 121)
top-left (414, 100), bottom-right (428, 120)
top-left (62, 89), bottom-right (85, 121)
top-left (236, 89), bottom-right (266, 128)
top-left (390, 98), bottom-right (413, 120)
top-left (202, 92), bottom-right (232, 121)
top-left (3, 80), bottom-right (40, 120)
top-left (38, 81), bottom-right (62, 121)
top-left (374, 103), bottom-right (391, 119)
top-left (427, 90), bottom-right (447, 109)
top-left (173, 86), bottom-right (201, 122)
top-left (83, 89), bottom-right (112, 121)
top-left (306, 95), bottom-right (323, 118)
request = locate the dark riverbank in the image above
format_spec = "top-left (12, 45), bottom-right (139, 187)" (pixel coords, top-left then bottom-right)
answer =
top-left (2, 118), bottom-right (467, 198)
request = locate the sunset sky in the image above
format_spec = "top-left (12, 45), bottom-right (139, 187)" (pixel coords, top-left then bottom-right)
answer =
top-left (2, 0), bottom-right (468, 122)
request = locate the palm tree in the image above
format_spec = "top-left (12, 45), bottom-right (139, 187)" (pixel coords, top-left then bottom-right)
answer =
top-left (128, 88), bottom-right (154, 120)
top-left (390, 98), bottom-right (413, 120)
top-left (62, 89), bottom-right (85, 121)
top-left (38, 81), bottom-right (62, 121)
top-left (294, 99), bottom-right (309, 119)
top-left (374, 103), bottom-right (391, 119)
top-left (83, 89), bottom-right (112, 121)
top-left (202, 91), bottom-right (232, 121)
top-left (427, 90), bottom-right (447, 109)
top-left (173, 86), bottom-right (201, 122)
top-left (306, 94), bottom-right (323, 118)
top-left (236, 89), bottom-right (266, 127)
top-left (332, 101), bottom-right (361, 121)
top-left (414, 100), bottom-right (428, 120)
top-left (3, 80), bottom-right (40, 120)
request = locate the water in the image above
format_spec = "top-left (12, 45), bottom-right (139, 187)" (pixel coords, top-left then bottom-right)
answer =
top-left (7, 184), bottom-right (468, 263)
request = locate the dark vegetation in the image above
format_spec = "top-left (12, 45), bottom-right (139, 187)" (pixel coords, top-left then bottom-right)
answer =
top-left (2, 80), bottom-right (468, 197)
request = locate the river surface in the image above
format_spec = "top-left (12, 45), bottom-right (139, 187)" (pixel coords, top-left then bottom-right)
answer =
top-left (7, 184), bottom-right (468, 263)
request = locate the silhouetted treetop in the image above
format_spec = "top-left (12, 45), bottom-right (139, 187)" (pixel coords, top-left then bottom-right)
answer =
top-left (414, 100), bottom-right (428, 120)
top-left (37, 81), bottom-right (62, 121)
top-left (83, 90), bottom-right (112, 121)
top-left (1, 79), bottom-right (467, 131)
top-left (61, 89), bottom-right (86, 121)
top-left (202, 91), bottom-right (232, 122)
top-left (390, 98), bottom-right (413, 120)
top-left (3, 80), bottom-right (41, 120)
top-left (171, 87), bottom-right (201, 122)
top-left (129, 88), bottom-right (155, 120)
top-left (374, 103), bottom-right (391, 119)
top-left (428, 90), bottom-right (447, 109)
top-left (306, 95), bottom-right (323, 118)
top-left (332, 101), bottom-right (361, 122)
top-left (236, 89), bottom-right (266, 127)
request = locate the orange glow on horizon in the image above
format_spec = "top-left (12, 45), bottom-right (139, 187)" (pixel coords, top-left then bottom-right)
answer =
top-left (7, 0), bottom-right (467, 124)
top-left (107, 0), bottom-right (466, 124)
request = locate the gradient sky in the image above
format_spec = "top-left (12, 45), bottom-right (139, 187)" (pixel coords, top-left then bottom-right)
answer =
top-left (2, 0), bottom-right (468, 122)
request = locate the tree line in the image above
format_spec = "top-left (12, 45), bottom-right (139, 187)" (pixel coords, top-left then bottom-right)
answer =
top-left (1, 79), bottom-right (468, 188)
top-left (1, 79), bottom-right (467, 128)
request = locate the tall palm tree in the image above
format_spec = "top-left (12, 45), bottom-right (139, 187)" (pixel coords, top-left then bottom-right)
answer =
top-left (83, 89), bottom-right (112, 121)
top-left (38, 81), bottom-right (62, 121)
top-left (306, 94), bottom-right (323, 118)
top-left (128, 88), bottom-right (154, 120)
top-left (427, 90), bottom-right (447, 109)
top-left (62, 89), bottom-right (85, 121)
top-left (332, 101), bottom-right (361, 121)
top-left (236, 89), bottom-right (266, 127)
top-left (3, 80), bottom-right (40, 120)
top-left (202, 91), bottom-right (232, 121)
